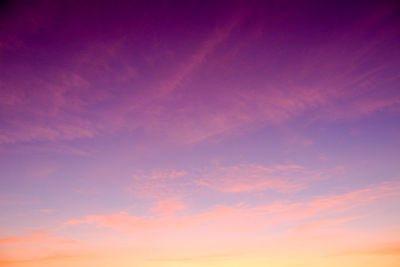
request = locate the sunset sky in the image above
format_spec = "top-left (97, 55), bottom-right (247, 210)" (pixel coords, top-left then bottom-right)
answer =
top-left (1, 0), bottom-right (400, 266)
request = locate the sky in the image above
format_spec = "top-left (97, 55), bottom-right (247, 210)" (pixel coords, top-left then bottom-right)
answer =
top-left (0, 0), bottom-right (400, 266)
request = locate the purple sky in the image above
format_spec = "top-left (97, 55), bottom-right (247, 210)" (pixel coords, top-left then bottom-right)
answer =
top-left (0, 0), bottom-right (400, 266)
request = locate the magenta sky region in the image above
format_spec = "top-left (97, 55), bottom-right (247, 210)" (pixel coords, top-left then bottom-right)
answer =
top-left (1, 0), bottom-right (400, 266)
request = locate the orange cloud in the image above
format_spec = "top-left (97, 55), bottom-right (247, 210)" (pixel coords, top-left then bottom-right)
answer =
top-left (0, 252), bottom-right (95, 266)
top-left (334, 242), bottom-right (400, 257)
top-left (358, 243), bottom-right (400, 255)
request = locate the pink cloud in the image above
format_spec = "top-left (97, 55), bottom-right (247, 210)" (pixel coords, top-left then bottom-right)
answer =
top-left (151, 196), bottom-right (187, 216)
top-left (144, 86), bottom-right (344, 144)
top-left (64, 205), bottom-right (248, 233)
top-left (1, 1), bottom-right (399, 148)
top-left (128, 164), bottom-right (318, 203)
top-left (66, 180), bottom-right (400, 234)
top-left (37, 209), bottom-right (57, 214)
top-left (256, 180), bottom-right (400, 224)
top-left (0, 231), bottom-right (78, 246)
top-left (146, 7), bottom-right (400, 145)
top-left (292, 216), bottom-right (360, 234)
top-left (129, 169), bottom-right (189, 199)
top-left (154, 5), bottom-right (252, 98)
top-left (337, 96), bottom-right (400, 119)
top-left (196, 163), bottom-right (315, 193)
top-left (128, 164), bottom-right (339, 203)
top-left (0, 76), bottom-right (99, 144)
top-left (132, 169), bottom-right (187, 180)
top-left (65, 213), bottom-right (160, 232)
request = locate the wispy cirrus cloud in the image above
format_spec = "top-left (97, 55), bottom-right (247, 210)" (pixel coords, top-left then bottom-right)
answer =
top-left (132, 169), bottom-right (187, 181)
top-left (66, 180), bottom-right (400, 234)
top-left (128, 163), bottom-right (340, 203)
top-left (195, 163), bottom-right (311, 193)
top-left (129, 168), bottom-right (189, 199)
top-left (2, 1), bottom-right (399, 148)
top-left (153, 4), bottom-right (252, 98)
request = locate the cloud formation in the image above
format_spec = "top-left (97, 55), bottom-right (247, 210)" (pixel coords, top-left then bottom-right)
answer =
top-left (66, 180), bottom-right (400, 235)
